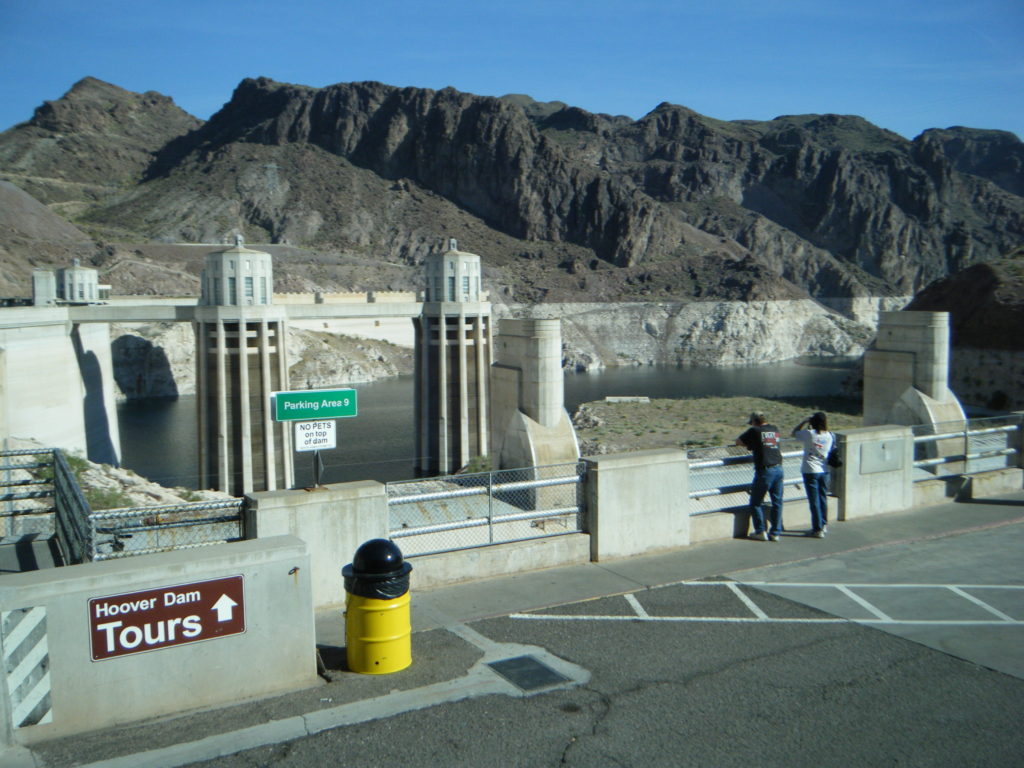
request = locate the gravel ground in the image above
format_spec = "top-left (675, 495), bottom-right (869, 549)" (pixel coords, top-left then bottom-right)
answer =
top-left (572, 394), bottom-right (862, 455)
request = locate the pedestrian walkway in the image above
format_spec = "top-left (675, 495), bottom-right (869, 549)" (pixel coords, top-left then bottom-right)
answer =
top-left (14, 491), bottom-right (1024, 768)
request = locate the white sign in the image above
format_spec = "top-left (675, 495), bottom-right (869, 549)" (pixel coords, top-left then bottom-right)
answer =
top-left (295, 420), bottom-right (336, 452)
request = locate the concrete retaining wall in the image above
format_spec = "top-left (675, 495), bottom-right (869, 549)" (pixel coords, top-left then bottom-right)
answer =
top-left (245, 483), bottom-right (389, 608)
top-left (0, 536), bottom-right (317, 746)
top-left (410, 534), bottom-right (591, 590)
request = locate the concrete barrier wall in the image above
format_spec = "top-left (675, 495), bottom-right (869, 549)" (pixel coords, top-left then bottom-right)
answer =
top-left (242, 426), bottom-right (1021, 597)
top-left (834, 425), bottom-right (915, 520)
top-left (0, 536), bottom-right (317, 746)
top-left (245, 482), bottom-right (390, 608)
top-left (584, 449), bottom-right (690, 560)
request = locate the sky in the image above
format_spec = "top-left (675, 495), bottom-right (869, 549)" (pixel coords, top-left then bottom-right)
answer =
top-left (1, 0), bottom-right (1022, 141)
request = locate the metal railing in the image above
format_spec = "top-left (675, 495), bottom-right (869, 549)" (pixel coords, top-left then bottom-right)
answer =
top-left (912, 414), bottom-right (1021, 481)
top-left (53, 449), bottom-right (93, 564)
top-left (386, 462), bottom-right (585, 557)
top-left (687, 415), bottom-right (1023, 516)
top-left (2, 447), bottom-right (245, 565)
top-left (687, 441), bottom-right (809, 517)
top-left (0, 448), bottom-right (57, 538)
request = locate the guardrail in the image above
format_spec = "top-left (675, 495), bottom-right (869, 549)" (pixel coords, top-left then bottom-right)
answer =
top-left (912, 415), bottom-right (1021, 481)
top-left (686, 415), bottom-right (1022, 517)
top-left (2, 448), bottom-right (245, 565)
top-left (687, 442), bottom-right (810, 516)
top-left (386, 462), bottom-right (584, 556)
top-left (0, 448), bottom-right (57, 539)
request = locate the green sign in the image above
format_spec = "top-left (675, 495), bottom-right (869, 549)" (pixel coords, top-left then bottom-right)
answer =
top-left (273, 389), bottom-right (357, 421)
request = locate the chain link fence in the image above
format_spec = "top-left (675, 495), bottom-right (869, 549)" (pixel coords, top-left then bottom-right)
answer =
top-left (87, 499), bottom-right (245, 560)
top-left (387, 462), bottom-right (584, 556)
top-left (2, 447), bottom-right (245, 564)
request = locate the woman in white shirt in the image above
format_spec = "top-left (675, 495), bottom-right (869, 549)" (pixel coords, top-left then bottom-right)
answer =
top-left (792, 411), bottom-right (834, 538)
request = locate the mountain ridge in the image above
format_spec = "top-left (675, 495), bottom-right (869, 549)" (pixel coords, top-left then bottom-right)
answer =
top-left (0, 76), bottom-right (1021, 306)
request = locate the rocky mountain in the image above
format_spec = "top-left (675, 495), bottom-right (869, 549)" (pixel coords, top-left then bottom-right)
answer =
top-left (902, 253), bottom-right (1024, 411)
top-left (0, 77), bottom-right (201, 207)
top-left (1, 77), bottom-right (1022, 308)
top-left (906, 255), bottom-right (1024, 350)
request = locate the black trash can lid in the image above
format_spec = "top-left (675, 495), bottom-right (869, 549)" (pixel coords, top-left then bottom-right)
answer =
top-left (352, 538), bottom-right (405, 574)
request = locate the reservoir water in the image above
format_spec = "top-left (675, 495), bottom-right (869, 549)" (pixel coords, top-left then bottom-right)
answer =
top-left (117, 357), bottom-right (857, 490)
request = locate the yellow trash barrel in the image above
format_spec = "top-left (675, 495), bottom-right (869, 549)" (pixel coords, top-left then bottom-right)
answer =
top-left (341, 539), bottom-right (413, 674)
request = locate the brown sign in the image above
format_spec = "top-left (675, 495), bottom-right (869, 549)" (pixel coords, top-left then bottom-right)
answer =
top-left (89, 576), bottom-right (245, 661)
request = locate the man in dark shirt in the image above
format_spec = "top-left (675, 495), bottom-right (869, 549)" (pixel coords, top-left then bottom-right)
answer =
top-left (736, 411), bottom-right (784, 541)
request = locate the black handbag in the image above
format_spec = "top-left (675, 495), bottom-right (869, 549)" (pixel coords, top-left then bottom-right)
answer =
top-left (827, 433), bottom-right (842, 468)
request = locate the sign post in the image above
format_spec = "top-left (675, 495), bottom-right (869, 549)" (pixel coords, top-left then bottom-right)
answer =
top-left (271, 389), bottom-right (358, 487)
top-left (294, 420), bottom-right (336, 486)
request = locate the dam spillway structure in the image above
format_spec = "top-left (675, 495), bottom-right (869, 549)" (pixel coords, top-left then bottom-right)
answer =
top-left (195, 236), bottom-right (293, 495)
top-left (414, 239), bottom-right (492, 475)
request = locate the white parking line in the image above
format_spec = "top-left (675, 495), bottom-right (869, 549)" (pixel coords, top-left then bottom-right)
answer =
top-left (624, 593), bottom-right (649, 618)
top-left (837, 585), bottom-right (893, 621)
top-left (726, 581), bottom-right (768, 620)
top-left (946, 586), bottom-right (1016, 621)
top-left (509, 614), bottom-right (1024, 626)
top-left (509, 581), bottom-right (1024, 626)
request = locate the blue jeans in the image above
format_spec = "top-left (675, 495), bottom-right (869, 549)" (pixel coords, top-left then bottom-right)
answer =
top-left (750, 465), bottom-right (784, 536)
top-left (803, 472), bottom-right (829, 532)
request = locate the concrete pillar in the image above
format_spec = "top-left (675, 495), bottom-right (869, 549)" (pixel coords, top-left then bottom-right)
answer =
top-left (238, 317), bottom-right (253, 493)
top-left (415, 317), bottom-right (431, 475)
top-left (196, 308), bottom-right (289, 496)
top-left (584, 449), bottom-right (689, 560)
top-left (863, 311), bottom-right (964, 427)
top-left (490, 318), bottom-right (578, 470)
top-left (245, 481), bottom-right (389, 608)
top-left (458, 311), bottom-right (469, 469)
top-left (277, 318), bottom-right (294, 489)
top-left (475, 316), bottom-right (488, 455)
top-left (437, 314), bottom-right (448, 470)
top-left (259, 319), bottom-right (275, 490)
top-left (215, 319), bottom-right (228, 490)
top-left (833, 425), bottom-right (914, 520)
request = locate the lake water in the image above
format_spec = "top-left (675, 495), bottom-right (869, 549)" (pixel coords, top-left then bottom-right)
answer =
top-left (117, 357), bottom-right (857, 489)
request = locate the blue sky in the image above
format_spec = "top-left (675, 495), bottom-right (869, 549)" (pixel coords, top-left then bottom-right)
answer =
top-left (2, 0), bottom-right (1022, 140)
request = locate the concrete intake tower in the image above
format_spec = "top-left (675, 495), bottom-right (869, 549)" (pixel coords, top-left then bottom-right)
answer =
top-left (195, 236), bottom-right (293, 495)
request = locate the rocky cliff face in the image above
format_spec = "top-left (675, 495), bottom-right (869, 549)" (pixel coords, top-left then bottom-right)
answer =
top-left (903, 256), bottom-right (1024, 410)
top-left (503, 299), bottom-right (874, 371)
top-left (111, 322), bottom-right (414, 400)
top-left (1, 77), bottom-right (1021, 309)
top-left (905, 257), bottom-right (1024, 350)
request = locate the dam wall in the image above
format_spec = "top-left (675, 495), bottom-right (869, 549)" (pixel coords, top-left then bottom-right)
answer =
top-left (0, 308), bottom-right (120, 464)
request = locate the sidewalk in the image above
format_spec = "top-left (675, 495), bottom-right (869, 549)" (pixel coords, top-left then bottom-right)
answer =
top-left (17, 492), bottom-right (1024, 768)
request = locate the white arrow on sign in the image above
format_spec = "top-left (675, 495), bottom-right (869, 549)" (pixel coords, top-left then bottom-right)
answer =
top-left (211, 594), bottom-right (238, 622)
